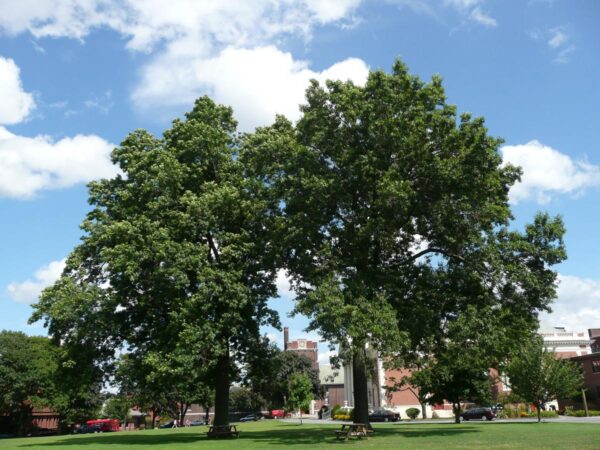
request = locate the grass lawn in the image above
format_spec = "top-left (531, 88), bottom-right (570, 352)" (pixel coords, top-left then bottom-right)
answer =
top-left (1, 421), bottom-right (599, 449)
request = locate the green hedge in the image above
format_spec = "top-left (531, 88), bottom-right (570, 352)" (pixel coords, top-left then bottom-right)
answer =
top-left (406, 408), bottom-right (420, 419)
top-left (564, 409), bottom-right (600, 417)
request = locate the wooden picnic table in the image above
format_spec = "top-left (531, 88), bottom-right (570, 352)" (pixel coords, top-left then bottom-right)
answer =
top-left (206, 424), bottom-right (239, 438)
top-left (334, 423), bottom-right (369, 440)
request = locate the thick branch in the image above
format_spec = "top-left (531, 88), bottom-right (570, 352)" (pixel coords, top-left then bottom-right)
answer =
top-left (402, 247), bottom-right (464, 265)
top-left (206, 232), bottom-right (220, 263)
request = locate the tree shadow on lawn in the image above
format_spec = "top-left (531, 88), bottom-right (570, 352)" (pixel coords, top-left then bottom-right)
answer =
top-left (15, 425), bottom-right (480, 448)
top-left (15, 431), bottom-right (205, 448)
top-left (236, 424), bottom-right (481, 446)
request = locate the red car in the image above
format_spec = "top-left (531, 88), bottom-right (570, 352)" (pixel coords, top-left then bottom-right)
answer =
top-left (270, 410), bottom-right (290, 419)
top-left (86, 419), bottom-right (120, 432)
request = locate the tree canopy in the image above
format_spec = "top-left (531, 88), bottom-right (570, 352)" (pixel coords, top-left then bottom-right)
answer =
top-left (244, 59), bottom-right (525, 424)
top-left (31, 97), bottom-right (281, 426)
top-left (507, 335), bottom-right (582, 422)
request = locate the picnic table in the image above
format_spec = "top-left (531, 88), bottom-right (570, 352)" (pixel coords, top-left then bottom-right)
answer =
top-left (206, 424), bottom-right (239, 438)
top-left (334, 423), bottom-right (369, 440)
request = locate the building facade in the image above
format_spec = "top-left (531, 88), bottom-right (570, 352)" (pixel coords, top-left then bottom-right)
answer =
top-left (283, 327), bottom-right (319, 371)
top-left (541, 327), bottom-right (593, 358)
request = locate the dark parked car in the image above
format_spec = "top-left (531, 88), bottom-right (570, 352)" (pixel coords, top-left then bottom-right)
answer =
top-left (368, 408), bottom-right (400, 422)
top-left (239, 414), bottom-right (260, 422)
top-left (159, 420), bottom-right (176, 428)
top-left (461, 407), bottom-right (496, 421)
top-left (72, 424), bottom-right (104, 434)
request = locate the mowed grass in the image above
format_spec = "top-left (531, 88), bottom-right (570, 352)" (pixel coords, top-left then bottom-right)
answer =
top-left (1, 421), bottom-right (599, 450)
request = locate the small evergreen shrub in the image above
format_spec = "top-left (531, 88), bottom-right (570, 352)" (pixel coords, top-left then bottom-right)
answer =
top-left (406, 408), bottom-right (420, 419)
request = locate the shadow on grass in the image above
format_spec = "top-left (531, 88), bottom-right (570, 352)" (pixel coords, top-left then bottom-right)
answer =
top-left (15, 430), bottom-right (205, 447)
top-left (15, 424), bottom-right (481, 447)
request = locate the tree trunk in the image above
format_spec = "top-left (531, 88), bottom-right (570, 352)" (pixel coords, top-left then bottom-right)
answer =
top-left (213, 345), bottom-right (230, 426)
top-left (352, 345), bottom-right (370, 426)
top-left (204, 404), bottom-right (210, 424)
top-left (420, 402), bottom-right (427, 420)
top-left (536, 402), bottom-right (541, 423)
top-left (452, 401), bottom-right (461, 424)
top-left (151, 407), bottom-right (156, 429)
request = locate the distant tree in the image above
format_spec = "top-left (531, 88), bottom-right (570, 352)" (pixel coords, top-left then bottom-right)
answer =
top-left (0, 331), bottom-right (58, 436)
top-left (50, 343), bottom-right (105, 432)
top-left (507, 335), bottom-right (582, 422)
top-left (287, 374), bottom-right (313, 425)
top-left (104, 395), bottom-right (132, 424)
top-left (229, 387), bottom-right (265, 413)
top-left (394, 213), bottom-right (567, 423)
top-left (405, 308), bottom-right (495, 423)
top-left (245, 340), bottom-right (321, 408)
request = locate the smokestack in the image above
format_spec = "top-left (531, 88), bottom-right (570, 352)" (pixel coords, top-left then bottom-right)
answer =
top-left (284, 327), bottom-right (289, 351)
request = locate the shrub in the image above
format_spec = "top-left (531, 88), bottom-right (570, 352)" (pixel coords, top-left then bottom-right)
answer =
top-left (331, 404), bottom-right (342, 418)
top-left (564, 409), bottom-right (600, 417)
top-left (526, 411), bottom-right (558, 418)
top-left (406, 408), bottom-right (420, 419)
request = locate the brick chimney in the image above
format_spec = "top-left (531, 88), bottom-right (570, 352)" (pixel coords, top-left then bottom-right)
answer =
top-left (284, 327), bottom-right (289, 351)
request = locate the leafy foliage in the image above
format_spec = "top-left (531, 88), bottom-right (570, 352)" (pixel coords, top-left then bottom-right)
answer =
top-left (405, 408), bottom-right (420, 419)
top-left (245, 341), bottom-right (321, 409)
top-left (31, 97), bottom-right (281, 426)
top-left (507, 335), bottom-right (582, 422)
top-left (287, 373), bottom-right (313, 424)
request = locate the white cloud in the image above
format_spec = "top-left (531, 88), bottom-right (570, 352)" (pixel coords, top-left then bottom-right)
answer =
top-left (276, 268), bottom-right (295, 300)
top-left (501, 140), bottom-right (600, 204)
top-left (531, 26), bottom-right (575, 64)
top-left (445, 0), bottom-right (496, 26)
top-left (134, 46), bottom-right (369, 130)
top-left (7, 258), bottom-right (66, 304)
top-left (390, 0), bottom-right (496, 27)
top-left (539, 274), bottom-right (600, 331)
top-left (306, 0), bottom-right (361, 23)
top-left (0, 56), bottom-right (35, 125)
top-left (0, 1), bottom-right (362, 50)
top-left (548, 29), bottom-right (567, 48)
top-left (0, 1), bottom-right (365, 127)
top-left (468, 7), bottom-right (496, 27)
top-left (318, 350), bottom-right (337, 364)
top-left (0, 126), bottom-right (117, 198)
top-left (266, 332), bottom-right (280, 344)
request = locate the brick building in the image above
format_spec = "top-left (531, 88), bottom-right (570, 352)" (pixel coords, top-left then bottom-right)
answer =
top-left (561, 352), bottom-right (600, 411)
top-left (283, 327), bottom-right (319, 372)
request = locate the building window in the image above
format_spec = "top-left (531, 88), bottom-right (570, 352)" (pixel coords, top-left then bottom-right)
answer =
top-left (592, 360), bottom-right (600, 373)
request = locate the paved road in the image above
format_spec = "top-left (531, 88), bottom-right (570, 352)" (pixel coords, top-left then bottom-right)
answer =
top-left (281, 416), bottom-right (600, 425)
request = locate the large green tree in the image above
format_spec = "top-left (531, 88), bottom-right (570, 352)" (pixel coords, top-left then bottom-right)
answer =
top-left (507, 335), bottom-right (582, 422)
top-left (32, 97), bottom-right (280, 427)
top-left (396, 212), bottom-right (566, 422)
top-left (244, 60), bottom-right (520, 424)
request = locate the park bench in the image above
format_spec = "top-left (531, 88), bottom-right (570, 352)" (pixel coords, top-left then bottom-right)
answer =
top-left (334, 423), bottom-right (368, 440)
top-left (206, 424), bottom-right (239, 438)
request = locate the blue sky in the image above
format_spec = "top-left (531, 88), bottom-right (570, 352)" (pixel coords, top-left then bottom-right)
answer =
top-left (1, 0), bottom-right (599, 362)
